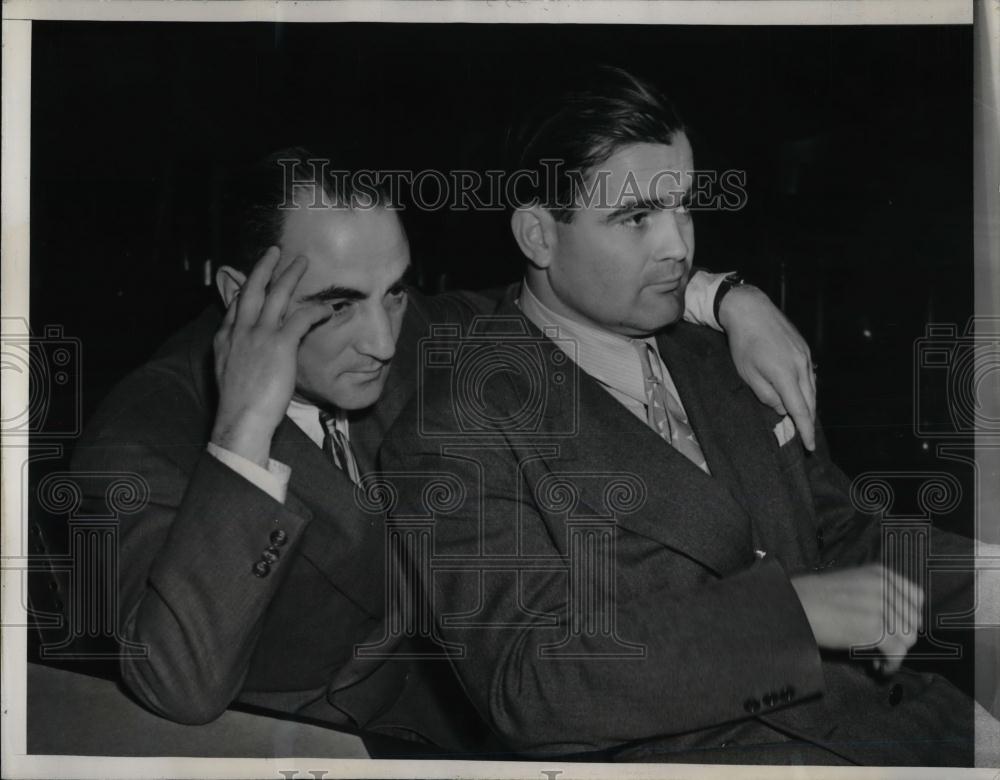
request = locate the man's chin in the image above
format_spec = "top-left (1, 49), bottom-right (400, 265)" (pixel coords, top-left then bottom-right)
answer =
top-left (331, 372), bottom-right (391, 411)
top-left (633, 302), bottom-right (685, 335)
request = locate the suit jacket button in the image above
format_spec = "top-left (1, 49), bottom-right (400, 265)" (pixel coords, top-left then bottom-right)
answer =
top-left (889, 683), bottom-right (903, 706)
top-left (762, 693), bottom-right (777, 708)
top-left (816, 530), bottom-right (825, 548)
top-left (252, 560), bottom-right (271, 578)
top-left (743, 698), bottom-right (761, 714)
top-left (780, 686), bottom-right (795, 702)
top-left (269, 529), bottom-right (288, 547)
top-left (261, 548), bottom-right (279, 564)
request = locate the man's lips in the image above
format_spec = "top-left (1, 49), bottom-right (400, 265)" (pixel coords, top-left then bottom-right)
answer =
top-left (648, 277), bottom-right (685, 291)
top-left (344, 365), bottom-right (388, 379)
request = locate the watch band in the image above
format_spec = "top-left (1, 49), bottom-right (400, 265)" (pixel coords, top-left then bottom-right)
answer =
top-left (713, 272), bottom-right (747, 326)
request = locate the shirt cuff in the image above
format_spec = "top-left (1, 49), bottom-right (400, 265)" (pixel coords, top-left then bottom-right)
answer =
top-left (206, 442), bottom-right (291, 504)
top-left (683, 270), bottom-right (735, 331)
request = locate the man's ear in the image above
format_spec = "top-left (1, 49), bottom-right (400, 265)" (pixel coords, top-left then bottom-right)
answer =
top-left (215, 266), bottom-right (247, 308)
top-left (510, 206), bottom-right (557, 270)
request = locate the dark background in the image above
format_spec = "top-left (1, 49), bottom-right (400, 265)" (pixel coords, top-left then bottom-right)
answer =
top-left (24, 16), bottom-right (979, 719)
top-left (30, 20), bottom-right (973, 502)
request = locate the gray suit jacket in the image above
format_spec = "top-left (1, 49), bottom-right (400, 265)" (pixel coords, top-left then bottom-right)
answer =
top-left (71, 288), bottom-right (499, 750)
top-left (378, 287), bottom-right (974, 765)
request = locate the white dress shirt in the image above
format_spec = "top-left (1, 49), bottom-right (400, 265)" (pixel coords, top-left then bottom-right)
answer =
top-left (206, 399), bottom-right (352, 505)
top-left (517, 276), bottom-right (725, 427)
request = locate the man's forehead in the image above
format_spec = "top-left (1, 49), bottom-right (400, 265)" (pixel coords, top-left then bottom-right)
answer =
top-left (599, 138), bottom-right (694, 204)
top-left (278, 204), bottom-right (409, 288)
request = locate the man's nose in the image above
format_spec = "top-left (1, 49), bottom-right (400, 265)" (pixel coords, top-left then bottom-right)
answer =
top-left (356, 303), bottom-right (397, 363)
top-left (652, 211), bottom-right (690, 263)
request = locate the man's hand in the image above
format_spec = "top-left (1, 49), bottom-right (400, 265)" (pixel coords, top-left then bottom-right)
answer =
top-left (791, 564), bottom-right (924, 675)
top-left (211, 247), bottom-right (333, 468)
top-left (718, 285), bottom-right (816, 450)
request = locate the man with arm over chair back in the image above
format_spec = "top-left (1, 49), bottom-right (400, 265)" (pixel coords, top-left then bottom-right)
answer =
top-left (379, 66), bottom-right (998, 765)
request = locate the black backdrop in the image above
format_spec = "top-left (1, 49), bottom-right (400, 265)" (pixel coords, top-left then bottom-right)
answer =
top-left (30, 20), bottom-right (973, 524)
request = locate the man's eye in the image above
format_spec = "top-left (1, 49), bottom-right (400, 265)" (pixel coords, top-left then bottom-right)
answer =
top-left (624, 212), bottom-right (650, 227)
top-left (386, 287), bottom-right (408, 306)
top-left (329, 300), bottom-right (354, 315)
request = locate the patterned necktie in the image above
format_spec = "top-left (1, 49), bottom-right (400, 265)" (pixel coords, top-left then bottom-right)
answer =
top-left (637, 342), bottom-right (710, 473)
top-left (319, 410), bottom-right (361, 484)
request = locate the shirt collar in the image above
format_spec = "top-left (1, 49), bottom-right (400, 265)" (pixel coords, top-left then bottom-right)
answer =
top-left (286, 398), bottom-right (349, 449)
top-left (517, 282), bottom-right (656, 407)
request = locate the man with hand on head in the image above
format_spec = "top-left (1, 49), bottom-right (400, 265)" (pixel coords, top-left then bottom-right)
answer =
top-left (379, 67), bottom-right (996, 764)
top-left (72, 144), bottom-right (820, 751)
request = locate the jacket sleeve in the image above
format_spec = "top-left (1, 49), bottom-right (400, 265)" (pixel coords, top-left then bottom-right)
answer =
top-left (801, 423), bottom-right (882, 569)
top-left (71, 385), bottom-right (313, 725)
top-left (801, 421), bottom-right (975, 604)
top-left (378, 414), bottom-right (825, 754)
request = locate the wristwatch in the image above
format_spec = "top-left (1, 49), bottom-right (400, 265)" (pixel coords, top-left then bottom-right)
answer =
top-left (713, 272), bottom-right (748, 326)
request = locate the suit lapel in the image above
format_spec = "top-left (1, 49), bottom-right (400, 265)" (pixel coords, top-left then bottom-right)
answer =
top-left (549, 367), bottom-right (756, 577)
top-left (658, 326), bottom-right (818, 568)
top-left (270, 417), bottom-right (387, 617)
top-left (656, 329), bottom-right (753, 514)
top-left (492, 293), bottom-right (756, 577)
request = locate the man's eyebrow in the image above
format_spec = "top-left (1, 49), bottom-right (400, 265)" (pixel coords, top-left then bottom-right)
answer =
top-left (606, 191), bottom-right (692, 221)
top-left (390, 264), bottom-right (414, 290)
top-left (297, 264), bottom-right (412, 304)
top-left (299, 285), bottom-right (367, 304)
top-left (607, 196), bottom-right (670, 221)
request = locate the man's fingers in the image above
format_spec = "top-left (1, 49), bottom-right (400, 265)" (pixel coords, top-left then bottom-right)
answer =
top-left (880, 654), bottom-right (904, 676)
top-left (884, 567), bottom-right (925, 617)
top-left (221, 290), bottom-right (240, 329)
top-left (869, 613), bottom-right (911, 675)
top-left (781, 322), bottom-right (816, 443)
top-left (796, 353), bottom-right (816, 423)
top-left (236, 246), bottom-right (281, 327)
top-left (284, 302), bottom-right (334, 342)
top-left (214, 292), bottom-right (240, 355)
top-left (791, 406), bottom-right (817, 452)
top-left (747, 372), bottom-right (786, 416)
top-left (807, 355), bottom-right (817, 410)
top-left (773, 374), bottom-right (815, 452)
top-left (884, 569), bottom-right (925, 637)
top-left (260, 255), bottom-right (309, 326)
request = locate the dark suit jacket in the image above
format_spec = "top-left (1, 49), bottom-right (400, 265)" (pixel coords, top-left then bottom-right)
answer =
top-left (71, 288), bottom-right (499, 750)
top-left (378, 287), bottom-right (975, 765)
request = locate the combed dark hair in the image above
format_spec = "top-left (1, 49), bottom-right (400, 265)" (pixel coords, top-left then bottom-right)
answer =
top-left (508, 66), bottom-right (686, 222)
top-left (223, 146), bottom-right (393, 274)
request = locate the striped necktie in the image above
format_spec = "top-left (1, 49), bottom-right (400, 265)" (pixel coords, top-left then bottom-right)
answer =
top-left (636, 342), bottom-right (709, 473)
top-left (318, 410), bottom-right (361, 484)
